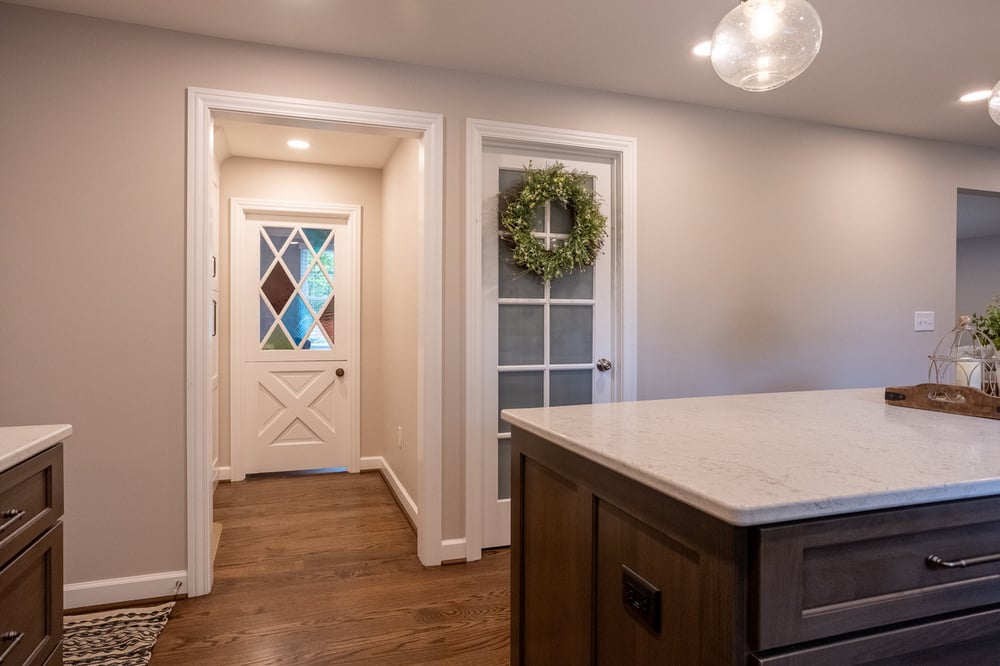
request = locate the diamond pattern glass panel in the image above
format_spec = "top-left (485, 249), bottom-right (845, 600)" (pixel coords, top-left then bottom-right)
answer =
top-left (281, 294), bottom-right (313, 347)
top-left (263, 326), bottom-right (294, 350)
top-left (265, 227), bottom-right (293, 254)
top-left (261, 264), bottom-right (295, 314)
top-left (259, 234), bottom-right (275, 279)
top-left (305, 322), bottom-right (331, 350)
top-left (304, 228), bottom-right (331, 253)
top-left (318, 297), bottom-right (335, 344)
top-left (259, 296), bottom-right (275, 343)
top-left (304, 263), bottom-right (333, 312)
top-left (281, 230), bottom-right (310, 283)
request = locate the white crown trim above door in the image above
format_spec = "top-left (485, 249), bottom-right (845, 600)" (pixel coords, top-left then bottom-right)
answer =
top-left (464, 118), bottom-right (638, 561)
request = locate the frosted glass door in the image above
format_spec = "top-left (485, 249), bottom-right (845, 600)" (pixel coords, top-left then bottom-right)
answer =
top-left (482, 152), bottom-right (613, 548)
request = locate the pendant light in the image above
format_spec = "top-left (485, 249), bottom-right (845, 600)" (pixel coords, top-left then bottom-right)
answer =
top-left (989, 80), bottom-right (1000, 126)
top-left (711, 0), bottom-right (823, 92)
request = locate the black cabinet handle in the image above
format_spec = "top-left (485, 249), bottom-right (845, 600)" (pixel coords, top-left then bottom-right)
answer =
top-left (926, 553), bottom-right (1000, 569)
top-left (0, 510), bottom-right (24, 534)
top-left (0, 631), bottom-right (24, 663)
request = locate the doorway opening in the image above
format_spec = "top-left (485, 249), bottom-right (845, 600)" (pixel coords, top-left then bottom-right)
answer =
top-left (956, 188), bottom-right (1000, 322)
top-left (186, 88), bottom-right (444, 597)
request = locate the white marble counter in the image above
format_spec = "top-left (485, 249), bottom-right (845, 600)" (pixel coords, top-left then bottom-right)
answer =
top-left (502, 388), bottom-right (1000, 526)
top-left (0, 424), bottom-right (72, 473)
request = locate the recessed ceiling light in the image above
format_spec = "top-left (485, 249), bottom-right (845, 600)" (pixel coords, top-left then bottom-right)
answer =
top-left (959, 90), bottom-right (992, 103)
top-left (692, 40), bottom-right (713, 57)
top-left (287, 139), bottom-right (311, 150)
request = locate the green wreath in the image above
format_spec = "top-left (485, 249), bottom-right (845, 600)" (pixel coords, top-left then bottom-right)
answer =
top-left (499, 163), bottom-right (607, 281)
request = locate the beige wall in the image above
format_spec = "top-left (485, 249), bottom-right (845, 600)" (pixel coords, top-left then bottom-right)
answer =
top-left (2, 5), bottom-right (1000, 587)
top-left (217, 157), bottom-right (384, 467)
top-left (957, 235), bottom-right (1000, 320)
top-left (378, 139), bottom-right (422, 498)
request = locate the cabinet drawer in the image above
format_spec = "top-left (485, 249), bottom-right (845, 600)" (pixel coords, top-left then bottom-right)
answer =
top-left (0, 524), bottom-right (63, 666)
top-left (752, 605), bottom-right (1000, 665)
top-left (753, 496), bottom-right (1000, 650)
top-left (0, 446), bottom-right (63, 567)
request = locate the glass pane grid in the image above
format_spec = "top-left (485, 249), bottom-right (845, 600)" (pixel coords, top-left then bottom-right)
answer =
top-left (259, 224), bottom-right (336, 351)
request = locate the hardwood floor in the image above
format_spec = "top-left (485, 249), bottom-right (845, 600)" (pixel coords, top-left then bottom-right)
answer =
top-left (151, 472), bottom-right (510, 665)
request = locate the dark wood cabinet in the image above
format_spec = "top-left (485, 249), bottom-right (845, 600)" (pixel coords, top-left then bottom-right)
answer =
top-left (0, 445), bottom-right (64, 666)
top-left (511, 427), bottom-right (1000, 665)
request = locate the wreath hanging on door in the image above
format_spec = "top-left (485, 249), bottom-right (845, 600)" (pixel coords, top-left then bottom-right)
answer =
top-left (499, 163), bottom-right (607, 281)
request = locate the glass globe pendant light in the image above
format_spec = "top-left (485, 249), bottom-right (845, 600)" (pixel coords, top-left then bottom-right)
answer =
top-left (989, 80), bottom-right (1000, 126)
top-left (711, 0), bottom-right (823, 92)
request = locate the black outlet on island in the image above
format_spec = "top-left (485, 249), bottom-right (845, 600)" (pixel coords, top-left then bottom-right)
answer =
top-left (622, 564), bottom-right (661, 634)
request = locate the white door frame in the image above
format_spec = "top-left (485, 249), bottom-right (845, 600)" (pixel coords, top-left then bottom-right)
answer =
top-left (463, 118), bottom-right (638, 561)
top-left (186, 88), bottom-right (444, 597)
top-left (229, 198), bottom-right (362, 480)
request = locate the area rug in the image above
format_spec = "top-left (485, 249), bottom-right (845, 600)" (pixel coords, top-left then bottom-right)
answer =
top-left (63, 601), bottom-right (174, 665)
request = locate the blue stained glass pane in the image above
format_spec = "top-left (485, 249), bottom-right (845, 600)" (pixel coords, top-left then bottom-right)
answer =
top-left (304, 228), bottom-right (331, 253)
top-left (259, 234), bottom-right (275, 279)
top-left (264, 227), bottom-right (293, 253)
top-left (259, 296), bottom-right (275, 343)
top-left (281, 294), bottom-right (313, 347)
top-left (281, 230), bottom-right (308, 283)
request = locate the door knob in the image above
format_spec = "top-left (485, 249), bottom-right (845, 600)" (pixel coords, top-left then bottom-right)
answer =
top-left (596, 358), bottom-right (613, 372)
top-left (336, 368), bottom-right (345, 377)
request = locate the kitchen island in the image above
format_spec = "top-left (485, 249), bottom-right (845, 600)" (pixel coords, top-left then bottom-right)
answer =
top-left (503, 388), bottom-right (1000, 665)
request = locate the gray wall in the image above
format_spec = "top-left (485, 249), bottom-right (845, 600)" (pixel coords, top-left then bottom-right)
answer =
top-left (2, 4), bottom-right (999, 589)
top-left (957, 235), bottom-right (1000, 320)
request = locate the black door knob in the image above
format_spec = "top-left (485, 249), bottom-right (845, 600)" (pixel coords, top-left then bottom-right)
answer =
top-left (336, 368), bottom-right (345, 377)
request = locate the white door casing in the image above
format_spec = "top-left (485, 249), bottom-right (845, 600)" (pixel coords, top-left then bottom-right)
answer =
top-left (231, 203), bottom-right (359, 477)
top-left (465, 119), bottom-right (638, 558)
top-left (187, 89), bottom-right (444, 597)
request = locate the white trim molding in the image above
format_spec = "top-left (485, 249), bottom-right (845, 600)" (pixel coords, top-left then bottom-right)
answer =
top-left (361, 455), bottom-right (418, 527)
top-left (187, 88), bottom-right (445, 597)
top-left (464, 118), bottom-right (638, 562)
top-left (65, 571), bottom-right (187, 611)
top-left (228, 198), bottom-right (363, 481)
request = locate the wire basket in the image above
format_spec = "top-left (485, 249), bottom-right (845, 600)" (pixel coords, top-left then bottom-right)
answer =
top-left (928, 315), bottom-right (999, 397)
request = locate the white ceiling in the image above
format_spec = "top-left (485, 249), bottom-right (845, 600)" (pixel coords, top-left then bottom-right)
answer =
top-left (215, 118), bottom-right (401, 169)
top-left (7, 0), bottom-right (1000, 150)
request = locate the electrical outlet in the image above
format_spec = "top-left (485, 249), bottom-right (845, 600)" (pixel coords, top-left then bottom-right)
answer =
top-left (397, 426), bottom-right (403, 450)
top-left (914, 311), bottom-right (935, 332)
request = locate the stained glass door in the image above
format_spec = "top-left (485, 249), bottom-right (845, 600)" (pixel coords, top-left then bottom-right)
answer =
top-left (236, 211), bottom-right (355, 475)
top-left (481, 151), bottom-right (614, 548)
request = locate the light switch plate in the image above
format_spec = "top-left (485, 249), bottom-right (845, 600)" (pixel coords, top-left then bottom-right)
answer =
top-left (914, 311), bottom-right (935, 332)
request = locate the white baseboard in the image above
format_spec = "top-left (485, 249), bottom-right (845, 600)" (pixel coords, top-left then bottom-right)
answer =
top-left (361, 455), bottom-right (418, 526)
top-left (65, 570), bottom-right (187, 611)
top-left (440, 538), bottom-right (467, 562)
top-left (215, 465), bottom-right (232, 481)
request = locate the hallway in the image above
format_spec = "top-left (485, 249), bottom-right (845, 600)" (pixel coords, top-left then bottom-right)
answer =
top-left (151, 472), bottom-right (510, 665)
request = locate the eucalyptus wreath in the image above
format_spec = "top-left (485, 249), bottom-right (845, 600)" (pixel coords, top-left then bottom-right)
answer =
top-left (499, 163), bottom-right (607, 281)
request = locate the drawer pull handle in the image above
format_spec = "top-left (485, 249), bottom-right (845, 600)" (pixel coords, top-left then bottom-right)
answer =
top-left (0, 631), bottom-right (23, 663)
top-left (0, 510), bottom-right (25, 534)
top-left (926, 553), bottom-right (1000, 569)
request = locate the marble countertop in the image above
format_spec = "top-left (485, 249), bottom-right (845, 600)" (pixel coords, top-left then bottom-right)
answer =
top-left (0, 424), bottom-right (72, 473)
top-left (502, 388), bottom-right (1000, 527)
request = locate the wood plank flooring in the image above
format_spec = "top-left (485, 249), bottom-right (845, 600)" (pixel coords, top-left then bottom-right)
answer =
top-left (150, 472), bottom-right (510, 665)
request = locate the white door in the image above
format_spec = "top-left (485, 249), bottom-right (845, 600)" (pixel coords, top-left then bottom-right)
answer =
top-left (233, 207), bottom-right (358, 475)
top-left (481, 148), bottom-right (615, 548)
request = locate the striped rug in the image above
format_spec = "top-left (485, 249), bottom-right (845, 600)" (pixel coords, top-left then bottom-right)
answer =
top-left (63, 602), bottom-right (174, 665)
